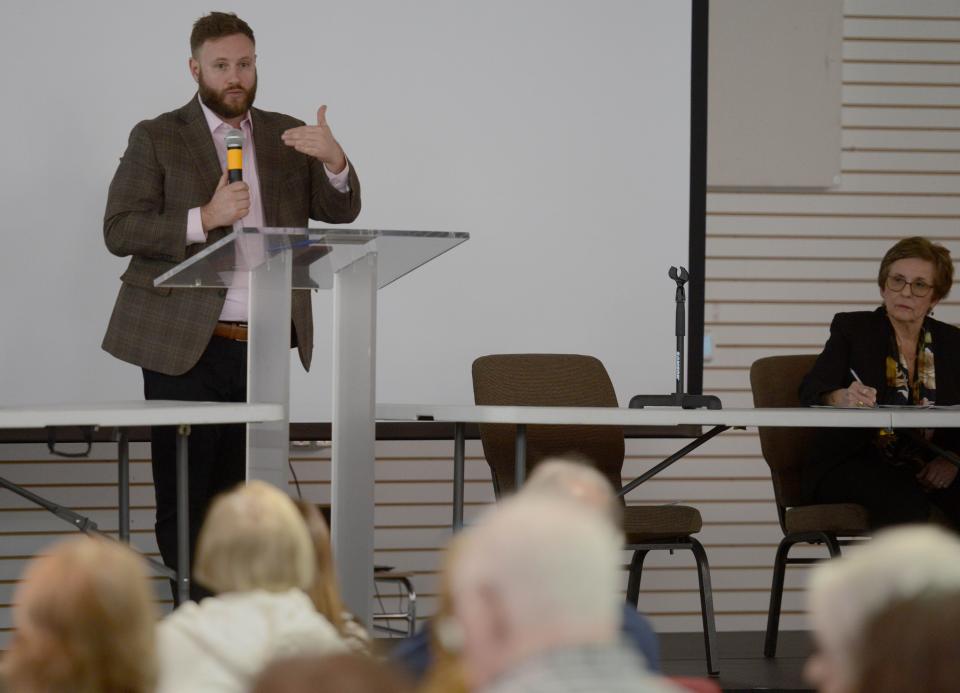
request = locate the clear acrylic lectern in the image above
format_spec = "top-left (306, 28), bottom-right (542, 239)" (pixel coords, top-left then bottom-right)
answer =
top-left (155, 227), bottom-right (468, 624)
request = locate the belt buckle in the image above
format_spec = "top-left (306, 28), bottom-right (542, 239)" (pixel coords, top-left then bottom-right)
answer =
top-left (215, 321), bottom-right (248, 341)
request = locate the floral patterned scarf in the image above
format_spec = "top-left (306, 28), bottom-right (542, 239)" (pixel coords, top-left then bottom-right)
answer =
top-left (885, 324), bottom-right (935, 405)
top-left (874, 319), bottom-right (936, 469)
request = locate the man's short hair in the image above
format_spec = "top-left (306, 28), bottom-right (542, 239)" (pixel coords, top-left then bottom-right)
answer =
top-left (194, 481), bottom-right (314, 594)
top-left (190, 12), bottom-right (255, 56)
top-left (808, 525), bottom-right (960, 688)
top-left (452, 495), bottom-right (622, 636)
top-left (855, 590), bottom-right (960, 693)
top-left (522, 456), bottom-right (623, 527)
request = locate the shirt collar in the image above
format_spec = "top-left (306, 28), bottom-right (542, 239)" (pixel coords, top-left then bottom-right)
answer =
top-left (196, 93), bottom-right (253, 135)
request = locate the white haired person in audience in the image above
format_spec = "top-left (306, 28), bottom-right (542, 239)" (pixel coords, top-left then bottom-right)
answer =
top-left (804, 524), bottom-right (960, 693)
top-left (522, 457), bottom-right (662, 671)
top-left (395, 457), bottom-right (663, 684)
top-left (447, 494), bottom-right (682, 693)
top-left (155, 481), bottom-right (347, 693)
top-left (852, 589), bottom-right (960, 693)
top-left (293, 499), bottom-right (372, 654)
top-left (2, 536), bottom-right (158, 693)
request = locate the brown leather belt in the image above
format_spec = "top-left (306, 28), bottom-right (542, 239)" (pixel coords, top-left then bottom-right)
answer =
top-left (212, 321), bottom-right (248, 341)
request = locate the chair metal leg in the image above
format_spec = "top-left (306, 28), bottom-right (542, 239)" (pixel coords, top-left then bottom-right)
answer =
top-left (824, 534), bottom-right (842, 558)
top-left (371, 573), bottom-right (417, 637)
top-left (400, 575), bottom-right (418, 636)
top-left (764, 537), bottom-right (794, 658)
top-left (765, 532), bottom-right (844, 658)
top-left (690, 538), bottom-right (720, 677)
top-left (625, 549), bottom-right (649, 606)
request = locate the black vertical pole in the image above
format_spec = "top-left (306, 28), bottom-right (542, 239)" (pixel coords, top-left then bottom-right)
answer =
top-left (688, 0), bottom-right (709, 396)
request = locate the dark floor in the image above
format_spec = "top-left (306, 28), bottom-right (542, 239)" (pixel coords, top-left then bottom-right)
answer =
top-left (660, 631), bottom-right (814, 692)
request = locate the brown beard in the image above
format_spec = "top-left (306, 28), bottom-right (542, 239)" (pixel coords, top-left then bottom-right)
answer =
top-left (197, 71), bottom-right (257, 120)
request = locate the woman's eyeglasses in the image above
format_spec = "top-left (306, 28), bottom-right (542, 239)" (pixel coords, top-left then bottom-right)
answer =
top-left (886, 274), bottom-right (933, 297)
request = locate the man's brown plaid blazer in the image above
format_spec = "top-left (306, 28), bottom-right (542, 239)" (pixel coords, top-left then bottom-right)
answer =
top-left (102, 97), bottom-right (361, 375)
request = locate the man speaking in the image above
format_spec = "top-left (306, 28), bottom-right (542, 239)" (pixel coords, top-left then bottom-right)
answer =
top-left (102, 12), bottom-right (361, 601)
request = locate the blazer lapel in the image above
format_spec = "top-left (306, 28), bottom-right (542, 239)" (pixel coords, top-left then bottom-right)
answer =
top-left (864, 308), bottom-right (892, 400)
top-left (251, 107), bottom-right (281, 226)
top-left (178, 98), bottom-right (222, 199)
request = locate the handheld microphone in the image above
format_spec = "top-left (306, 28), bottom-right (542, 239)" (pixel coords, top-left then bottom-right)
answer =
top-left (225, 129), bottom-right (244, 183)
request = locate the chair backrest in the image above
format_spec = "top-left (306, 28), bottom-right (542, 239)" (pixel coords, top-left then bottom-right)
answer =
top-left (749, 354), bottom-right (819, 509)
top-left (472, 354), bottom-right (624, 497)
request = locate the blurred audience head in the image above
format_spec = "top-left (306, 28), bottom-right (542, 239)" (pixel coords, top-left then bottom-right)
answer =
top-left (853, 589), bottom-right (960, 693)
top-left (522, 456), bottom-right (622, 526)
top-left (3, 536), bottom-right (157, 693)
top-left (195, 480), bottom-right (314, 594)
top-left (251, 653), bottom-right (412, 693)
top-left (805, 525), bottom-right (960, 693)
top-left (449, 494), bottom-right (622, 690)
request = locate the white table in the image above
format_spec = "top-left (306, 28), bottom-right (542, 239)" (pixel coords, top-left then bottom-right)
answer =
top-left (0, 401), bottom-right (285, 603)
top-left (375, 404), bottom-right (942, 530)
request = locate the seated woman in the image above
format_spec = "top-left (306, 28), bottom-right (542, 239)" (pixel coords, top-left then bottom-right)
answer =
top-left (155, 481), bottom-right (347, 693)
top-left (800, 236), bottom-right (960, 528)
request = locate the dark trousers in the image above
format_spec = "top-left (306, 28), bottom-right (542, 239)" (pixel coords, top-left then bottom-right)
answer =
top-left (142, 336), bottom-right (247, 602)
top-left (814, 453), bottom-right (960, 529)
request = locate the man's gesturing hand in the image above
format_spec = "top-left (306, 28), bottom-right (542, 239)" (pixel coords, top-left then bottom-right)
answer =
top-left (281, 105), bottom-right (347, 174)
top-left (201, 171), bottom-right (250, 231)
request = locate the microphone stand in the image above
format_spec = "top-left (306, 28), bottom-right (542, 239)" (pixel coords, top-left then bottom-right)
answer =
top-left (629, 266), bottom-right (722, 410)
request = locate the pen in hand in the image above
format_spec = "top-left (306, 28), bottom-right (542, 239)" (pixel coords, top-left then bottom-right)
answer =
top-left (848, 368), bottom-right (877, 408)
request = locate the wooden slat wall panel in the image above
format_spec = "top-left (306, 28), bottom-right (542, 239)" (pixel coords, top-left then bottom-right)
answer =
top-left (698, 1), bottom-right (960, 635)
top-left (842, 108), bottom-right (958, 127)
top-left (708, 216), bottom-right (960, 235)
top-left (0, 4), bottom-right (956, 645)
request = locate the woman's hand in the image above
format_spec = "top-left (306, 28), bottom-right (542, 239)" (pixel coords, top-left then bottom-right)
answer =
top-left (825, 383), bottom-right (877, 408)
top-left (917, 457), bottom-right (959, 491)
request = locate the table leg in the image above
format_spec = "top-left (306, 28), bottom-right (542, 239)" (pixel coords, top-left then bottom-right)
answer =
top-left (117, 428), bottom-right (130, 544)
top-left (515, 424), bottom-right (527, 490)
top-left (176, 424), bottom-right (191, 605)
top-left (618, 425), bottom-right (729, 497)
top-left (453, 422), bottom-right (465, 531)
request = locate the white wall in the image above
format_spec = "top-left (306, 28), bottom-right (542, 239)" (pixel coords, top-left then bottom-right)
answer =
top-left (0, 1), bottom-right (693, 419)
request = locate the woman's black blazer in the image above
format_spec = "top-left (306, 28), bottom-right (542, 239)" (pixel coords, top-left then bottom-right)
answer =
top-left (798, 307), bottom-right (960, 500)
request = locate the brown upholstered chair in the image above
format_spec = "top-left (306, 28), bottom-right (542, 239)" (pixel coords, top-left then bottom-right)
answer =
top-left (472, 354), bottom-right (719, 676)
top-left (750, 355), bottom-right (870, 658)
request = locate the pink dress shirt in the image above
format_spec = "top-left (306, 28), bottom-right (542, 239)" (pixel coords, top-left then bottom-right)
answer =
top-left (186, 95), bottom-right (350, 322)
